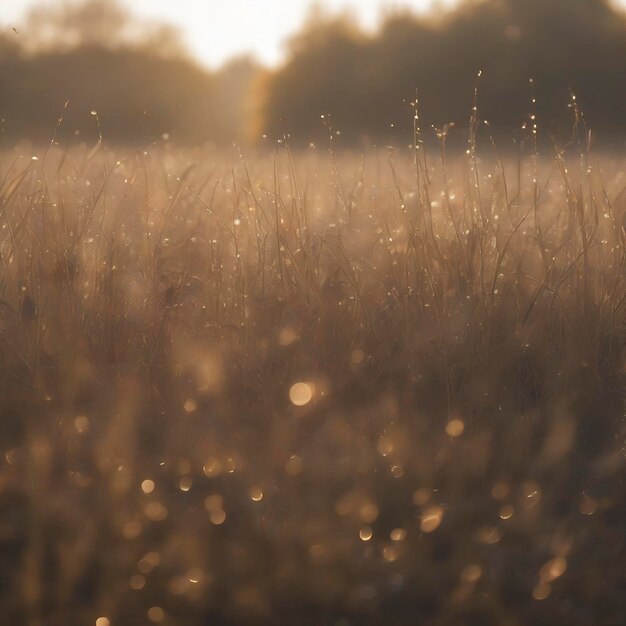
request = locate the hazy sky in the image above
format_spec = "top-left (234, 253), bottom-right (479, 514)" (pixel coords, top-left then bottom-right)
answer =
top-left (1, 1), bottom-right (625, 68)
top-left (0, 0), bottom-right (458, 67)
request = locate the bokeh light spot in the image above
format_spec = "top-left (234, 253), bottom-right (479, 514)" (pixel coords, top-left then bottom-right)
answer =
top-left (289, 382), bottom-right (313, 406)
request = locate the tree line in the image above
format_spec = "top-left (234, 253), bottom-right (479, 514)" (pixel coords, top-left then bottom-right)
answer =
top-left (1, 0), bottom-right (625, 148)
top-left (257, 0), bottom-right (626, 148)
top-left (0, 0), bottom-right (258, 145)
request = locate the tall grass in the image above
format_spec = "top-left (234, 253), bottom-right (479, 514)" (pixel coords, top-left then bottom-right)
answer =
top-left (0, 133), bottom-right (623, 625)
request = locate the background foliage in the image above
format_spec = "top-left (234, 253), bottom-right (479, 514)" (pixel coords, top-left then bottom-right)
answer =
top-left (0, 0), bottom-right (625, 146)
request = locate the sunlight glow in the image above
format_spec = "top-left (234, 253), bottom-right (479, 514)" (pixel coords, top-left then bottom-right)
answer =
top-left (1, 0), bottom-right (453, 67)
top-left (3, 0), bottom-right (626, 69)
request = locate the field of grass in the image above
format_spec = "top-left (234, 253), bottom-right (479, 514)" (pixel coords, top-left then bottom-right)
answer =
top-left (0, 136), bottom-right (624, 625)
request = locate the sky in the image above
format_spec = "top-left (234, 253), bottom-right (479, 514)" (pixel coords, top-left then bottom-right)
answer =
top-left (0, 0), bottom-right (457, 67)
top-left (0, 0), bottom-right (625, 68)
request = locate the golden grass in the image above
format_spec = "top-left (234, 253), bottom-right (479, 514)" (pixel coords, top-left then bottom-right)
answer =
top-left (0, 139), bottom-right (624, 625)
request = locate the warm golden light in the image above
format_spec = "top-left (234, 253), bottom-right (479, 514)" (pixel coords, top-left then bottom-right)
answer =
top-left (445, 419), bottom-right (464, 437)
top-left (203, 458), bottom-right (222, 477)
top-left (183, 398), bottom-right (197, 413)
top-left (179, 476), bottom-right (193, 492)
top-left (420, 506), bottom-right (444, 532)
top-left (413, 488), bottom-right (431, 506)
top-left (499, 504), bottom-right (514, 520)
top-left (249, 486), bottom-right (264, 501)
top-left (540, 557), bottom-right (567, 583)
top-left (74, 415), bottom-right (90, 434)
top-left (532, 583), bottom-right (551, 600)
top-left (144, 502), bottom-right (168, 522)
top-left (460, 564), bottom-right (482, 583)
top-left (289, 382), bottom-right (313, 406)
top-left (129, 575), bottom-right (146, 590)
top-left (147, 606), bottom-right (165, 623)
top-left (279, 326), bottom-right (298, 346)
top-left (359, 526), bottom-right (373, 541)
top-left (285, 455), bottom-right (303, 475)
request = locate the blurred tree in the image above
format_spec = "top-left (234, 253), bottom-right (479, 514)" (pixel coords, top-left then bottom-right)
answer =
top-left (0, 29), bottom-right (20, 58)
top-left (0, 0), bottom-right (260, 145)
top-left (258, 0), bottom-right (626, 147)
top-left (23, 0), bottom-right (187, 57)
top-left (1, 0), bottom-right (624, 147)
top-left (25, 0), bottom-right (130, 51)
top-left (254, 11), bottom-right (370, 142)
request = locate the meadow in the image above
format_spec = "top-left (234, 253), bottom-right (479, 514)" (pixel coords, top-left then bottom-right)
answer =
top-left (0, 131), bottom-right (624, 625)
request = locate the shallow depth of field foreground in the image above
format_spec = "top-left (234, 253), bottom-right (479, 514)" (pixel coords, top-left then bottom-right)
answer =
top-left (0, 138), bottom-right (624, 625)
